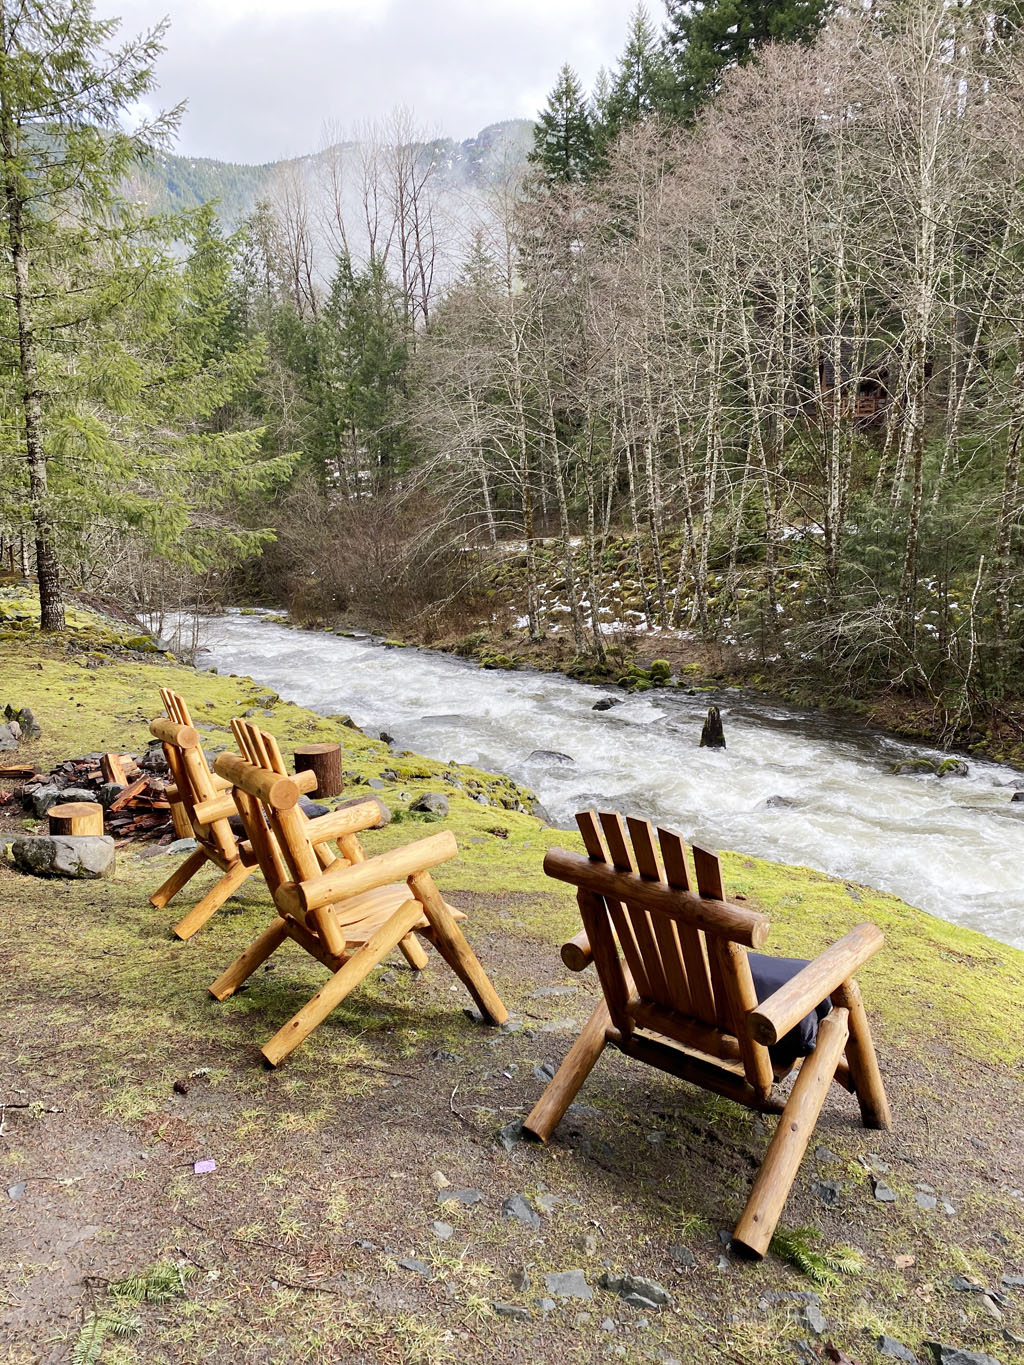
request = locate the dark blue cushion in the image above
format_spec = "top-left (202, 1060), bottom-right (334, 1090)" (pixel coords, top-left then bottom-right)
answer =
top-left (747, 953), bottom-right (833, 1068)
top-left (228, 796), bottom-right (328, 838)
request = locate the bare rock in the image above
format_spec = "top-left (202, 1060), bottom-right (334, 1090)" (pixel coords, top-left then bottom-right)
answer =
top-left (12, 835), bottom-right (115, 879)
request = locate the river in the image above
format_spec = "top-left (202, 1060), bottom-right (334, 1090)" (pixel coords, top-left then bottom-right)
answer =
top-left (193, 611), bottom-right (1024, 951)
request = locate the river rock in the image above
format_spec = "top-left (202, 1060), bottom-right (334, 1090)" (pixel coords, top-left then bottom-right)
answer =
top-left (411, 792), bottom-right (449, 818)
top-left (4, 705), bottom-right (40, 739)
top-left (925, 1346), bottom-right (1004, 1365)
top-left (527, 750), bottom-right (575, 765)
top-left (893, 757), bottom-right (936, 775)
top-left (598, 1272), bottom-right (672, 1309)
top-left (699, 706), bottom-right (726, 749)
top-left (592, 696), bottom-right (622, 711)
top-left (877, 1337), bottom-right (920, 1364)
top-left (29, 785), bottom-right (66, 818)
top-left (502, 1194), bottom-right (540, 1230)
top-left (544, 1270), bottom-right (592, 1300)
top-left (938, 759), bottom-right (969, 777)
top-left (493, 1302), bottom-right (531, 1321)
top-left (12, 835), bottom-right (115, 879)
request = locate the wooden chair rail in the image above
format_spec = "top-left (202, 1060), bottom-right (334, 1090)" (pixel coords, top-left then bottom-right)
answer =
top-left (748, 922), bottom-right (884, 1045)
top-left (272, 830), bottom-right (459, 917)
top-left (543, 846), bottom-right (770, 948)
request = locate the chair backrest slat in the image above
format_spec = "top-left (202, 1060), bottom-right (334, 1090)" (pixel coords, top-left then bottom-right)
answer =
top-left (576, 810), bottom-right (608, 862)
top-left (658, 827), bottom-right (716, 1023)
top-left (627, 816), bottom-right (691, 1012)
top-left (600, 811), bottom-right (673, 1006)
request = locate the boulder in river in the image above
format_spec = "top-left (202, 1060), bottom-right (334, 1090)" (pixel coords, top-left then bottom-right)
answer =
top-left (699, 706), bottom-right (726, 749)
top-left (527, 750), bottom-right (575, 765)
top-left (892, 757), bottom-right (936, 776)
top-left (937, 758), bottom-right (969, 778)
top-left (592, 696), bottom-right (622, 712)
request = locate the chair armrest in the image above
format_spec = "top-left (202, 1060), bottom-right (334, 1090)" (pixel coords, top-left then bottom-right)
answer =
top-left (561, 930), bottom-right (594, 972)
top-left (747, 923), bottom-right (883, 1047)
top-left (275, 830), bottom-right (458, 917)
top-left (305, 798), bottom-right (388, 844)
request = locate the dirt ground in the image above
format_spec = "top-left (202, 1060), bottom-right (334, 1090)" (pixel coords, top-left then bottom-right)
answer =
top-left (2, 853), bottom-right (1023, 1365)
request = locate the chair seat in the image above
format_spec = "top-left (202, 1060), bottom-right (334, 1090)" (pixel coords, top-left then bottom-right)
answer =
top-left (328, 882), bottom-right (466, 946)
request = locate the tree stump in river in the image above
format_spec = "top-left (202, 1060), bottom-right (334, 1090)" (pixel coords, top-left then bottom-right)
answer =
top-left (292, 743), bottom-right (343, 798)
top-left (700, 706), bottom-right (726, 750)
top-left (48, 801), bottom-right (104, 836)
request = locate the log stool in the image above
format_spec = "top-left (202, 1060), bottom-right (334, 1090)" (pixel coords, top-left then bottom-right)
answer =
top-left (292, 742), bottom-right (343, 797)
top-left (48, 802), bottom-right (104, 836)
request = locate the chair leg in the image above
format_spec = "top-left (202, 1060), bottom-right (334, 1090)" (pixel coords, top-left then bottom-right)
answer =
top-left (523, 999), bottom-right (611, 1142)
top-left (210, 917), bottom-right (290, 1001)
top-left (408, 871), bottom-right (507, 1025)
top-left (150, 846), bottom-right (208, 909)
top-left (399, 933), bottom-right (429, 970)
top-left (732, 1007), bottom-right (850, 1259)
top-left (261, 898), bottom-right (425, 1067)
top-left (172, 859), bottom-right (255, 941)
top-left (832, 979), bottom-right (891, 1130)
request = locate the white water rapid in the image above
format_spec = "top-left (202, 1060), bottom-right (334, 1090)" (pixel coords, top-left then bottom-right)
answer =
top-left (194, 611), bottom-right (1024, 951)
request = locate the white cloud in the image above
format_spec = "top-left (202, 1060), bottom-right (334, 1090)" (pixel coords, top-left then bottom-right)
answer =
top-left (101, 0), bottom-right (647, 162)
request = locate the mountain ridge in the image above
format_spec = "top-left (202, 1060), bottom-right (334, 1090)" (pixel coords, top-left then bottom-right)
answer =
top-left (128, 118), bottom-right (535, 226)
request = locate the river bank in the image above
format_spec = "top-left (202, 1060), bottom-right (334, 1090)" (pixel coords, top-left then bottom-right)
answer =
top-left (2, 596), bottom-right (1023, 1365)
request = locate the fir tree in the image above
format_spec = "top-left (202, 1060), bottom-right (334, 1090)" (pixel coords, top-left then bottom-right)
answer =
top-left (597, 5), bottom-right (671, 153)
top-left (662, 0), bottom-right (833, 123)
top-left (0, 2), bottom-right (290, 628)
top-left (528, 63), bottom-right (594, 185)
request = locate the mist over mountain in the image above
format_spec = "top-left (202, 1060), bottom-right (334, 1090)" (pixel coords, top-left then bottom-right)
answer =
top-left (127, 119), bottom-right (535, 229)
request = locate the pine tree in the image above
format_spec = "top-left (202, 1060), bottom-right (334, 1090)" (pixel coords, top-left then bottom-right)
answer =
top-left (662, 0), bottom-right (833, 123)
top-left (528, 63), bottom-right (594, 185)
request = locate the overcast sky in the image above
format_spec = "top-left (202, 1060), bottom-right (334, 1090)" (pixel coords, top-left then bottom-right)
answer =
top-left (99, 0), bottom-right (646, 164)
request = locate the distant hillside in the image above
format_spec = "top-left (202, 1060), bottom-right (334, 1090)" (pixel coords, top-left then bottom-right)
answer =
top-left (127, 119), bottom-right (535, 227)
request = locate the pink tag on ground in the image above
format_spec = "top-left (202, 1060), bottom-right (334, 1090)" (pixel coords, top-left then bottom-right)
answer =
top-left (193, 1159), bottom-right (216, 1174)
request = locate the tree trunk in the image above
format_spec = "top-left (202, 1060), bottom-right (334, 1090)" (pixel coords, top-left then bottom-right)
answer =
top-left (3, 153), bottom-right (64, 631)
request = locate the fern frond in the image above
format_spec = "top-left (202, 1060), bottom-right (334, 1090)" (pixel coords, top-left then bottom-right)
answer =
top-left (769, 1225), bottom-right (862, 1287)
top-left (110, 1259), bottom-right (198, 1305)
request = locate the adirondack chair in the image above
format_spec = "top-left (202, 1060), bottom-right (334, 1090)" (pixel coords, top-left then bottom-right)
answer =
top-left (147, 688), bottom-right (318, 940)
top-left (208, 718), bottom-right (508, 1066)
top-left (524, 811), bottom-right (891, 1258)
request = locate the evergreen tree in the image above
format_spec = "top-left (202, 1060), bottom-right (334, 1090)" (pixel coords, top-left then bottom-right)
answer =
top-left (0, 2), bottom-right (290, 628)
top-left (597, 5), bottom-right (671, 152)
top-left (528, 63), bottom-right (594, 185)
top-left (662, 0), bottom-right (833, 123)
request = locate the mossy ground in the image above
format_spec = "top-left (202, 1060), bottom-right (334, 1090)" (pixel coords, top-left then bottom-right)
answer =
top-left (1, 598), bottom-right (1022, 1365)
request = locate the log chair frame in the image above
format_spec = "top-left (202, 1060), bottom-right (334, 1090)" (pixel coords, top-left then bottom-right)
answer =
top-left (208, 719), bottom-right (507, 1066)
top-left (524, 810), bottom-right (891, 1258)
top-left (147, 689), bottom-right (260, 940)
top-left (148, 690), bottom-right (325, 940)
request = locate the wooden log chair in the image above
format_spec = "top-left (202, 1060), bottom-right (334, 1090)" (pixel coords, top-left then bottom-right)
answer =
top-left (524, 811), bottom-right (891, 1259)
top-left (208, 718), bottom-right (508, 1067)
top-left (148, 690), bottom-right (328, 940)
